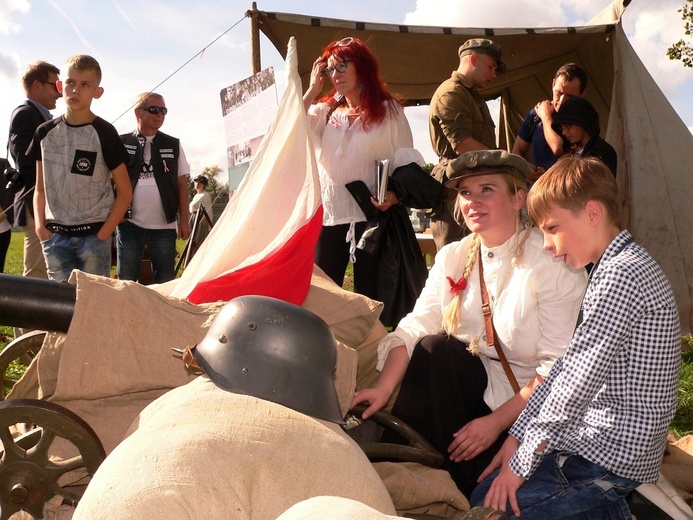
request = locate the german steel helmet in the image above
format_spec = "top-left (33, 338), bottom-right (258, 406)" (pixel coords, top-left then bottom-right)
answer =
top-left (190, 295), bottom-right (345, 424)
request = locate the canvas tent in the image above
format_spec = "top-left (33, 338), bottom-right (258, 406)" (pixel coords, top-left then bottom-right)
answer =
top-left (246, 0), bottom-right (693, 334)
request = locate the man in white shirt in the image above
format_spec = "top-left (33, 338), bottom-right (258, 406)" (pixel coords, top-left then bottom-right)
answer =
top-left (117, 93), bottom-right (190, 283)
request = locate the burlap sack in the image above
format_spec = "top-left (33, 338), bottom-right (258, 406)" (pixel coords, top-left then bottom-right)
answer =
top-left (374, 462), bottom-right (471, 518)
top-left (662, 435), bottom-right (693, 502)
top-left (73, 377), bottom-right (395, 520)
top-left (303, 265), bottom-right (383, 349)
top-left (9, 267), bottom-right (382, 454)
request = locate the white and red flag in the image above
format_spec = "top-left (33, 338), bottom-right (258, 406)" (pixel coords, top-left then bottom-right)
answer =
top-left (157, 37), bottom-right (322, 305)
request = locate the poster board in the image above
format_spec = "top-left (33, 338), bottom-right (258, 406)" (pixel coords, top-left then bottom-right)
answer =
top-left (220, 67), bottom-right (278, 189)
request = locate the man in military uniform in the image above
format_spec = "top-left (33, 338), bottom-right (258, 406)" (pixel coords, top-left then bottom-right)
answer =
top-left (429, 39), bottom-right (504, 249)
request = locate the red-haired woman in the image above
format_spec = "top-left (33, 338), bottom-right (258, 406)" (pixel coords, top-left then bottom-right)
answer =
top-left (303, 37), bottom-right (414, 297)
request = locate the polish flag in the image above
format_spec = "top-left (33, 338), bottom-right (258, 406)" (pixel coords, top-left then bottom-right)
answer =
top-left (157, 37), bottom-right (322, 305)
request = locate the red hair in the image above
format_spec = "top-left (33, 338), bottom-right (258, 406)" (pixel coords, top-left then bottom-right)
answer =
top-left (317, 37), bottom-right (402, 130)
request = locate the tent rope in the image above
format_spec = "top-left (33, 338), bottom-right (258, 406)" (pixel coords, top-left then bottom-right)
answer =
top-left (112, 14), bottom-right (246, 123)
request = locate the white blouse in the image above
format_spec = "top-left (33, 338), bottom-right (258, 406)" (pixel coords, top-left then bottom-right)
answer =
top-left (307, 100), bottom-right (413, 226)
top-left (377, 227), bottom-right (588, 411)
top-left (189, 192), bottom-right (213, 220)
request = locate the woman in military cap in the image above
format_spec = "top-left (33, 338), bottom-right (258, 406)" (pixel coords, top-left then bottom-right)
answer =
top-left (352, 150), bottom-right (587, 496)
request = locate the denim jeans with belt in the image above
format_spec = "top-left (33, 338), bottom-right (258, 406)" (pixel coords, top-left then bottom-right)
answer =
top-left (41, 232), bottom-right (111, 282)
top-left (116, 220), bottom-right (177, 284)
top-left (471, 451), bottom-right (640, 519)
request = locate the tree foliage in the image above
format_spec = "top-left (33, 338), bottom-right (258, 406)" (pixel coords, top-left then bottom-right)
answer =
top-left (668, 0), bottom-right (693, 67)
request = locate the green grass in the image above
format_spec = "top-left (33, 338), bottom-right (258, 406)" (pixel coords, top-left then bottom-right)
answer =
top-left (3, 230), bottom-right (24, 275)
top-left (671, 347), bottom-right (693, 438)
top-left (1, 231), bottom-right (693, 437)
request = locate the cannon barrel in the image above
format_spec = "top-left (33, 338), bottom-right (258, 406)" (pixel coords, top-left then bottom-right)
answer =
top-left (0, 274), bottom-right (76, 333)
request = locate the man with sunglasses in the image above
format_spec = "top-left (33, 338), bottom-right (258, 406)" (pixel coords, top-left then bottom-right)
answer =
top-left (8, 60), bottom-right (61, 281)
top-left (429, 39), bottom-right (505, 250)
top-left (118, 92), bottom-right (190, 284)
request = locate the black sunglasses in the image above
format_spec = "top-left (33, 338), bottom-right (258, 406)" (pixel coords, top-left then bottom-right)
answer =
top-left (139, 106), bottom-right (168, 115)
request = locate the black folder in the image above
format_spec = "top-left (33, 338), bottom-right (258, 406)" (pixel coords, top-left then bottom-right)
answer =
top-left (345, 180), bottom-right (378, 220)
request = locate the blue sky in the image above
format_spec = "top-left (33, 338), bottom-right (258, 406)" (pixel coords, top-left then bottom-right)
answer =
top-left (1, 0), bottom-right (691, 176)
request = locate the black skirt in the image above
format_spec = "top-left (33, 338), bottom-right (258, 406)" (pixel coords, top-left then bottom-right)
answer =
top-left (385, 333), bottom-right (508, 497)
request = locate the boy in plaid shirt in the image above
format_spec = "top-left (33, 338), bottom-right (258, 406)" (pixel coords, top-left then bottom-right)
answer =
top-left (472, 155), bottom-right (680, 519)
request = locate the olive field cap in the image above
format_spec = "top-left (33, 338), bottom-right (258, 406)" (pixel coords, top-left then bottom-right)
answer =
top-left (445, 150), bottom-right (530, 189)
top-left (552, 96), bottom-right (600, 137)
top-left (458, 38), bottom-right (506, 73)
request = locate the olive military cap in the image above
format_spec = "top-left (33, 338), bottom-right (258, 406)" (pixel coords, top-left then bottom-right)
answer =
top-left (458, 38), bottom-right (506, 73)
top-left (445, 150), bottom-right (530, 189)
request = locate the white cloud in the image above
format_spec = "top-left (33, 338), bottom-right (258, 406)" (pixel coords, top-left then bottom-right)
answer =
top-left (0, 0), bottom-right (29, 35)
top-left (404, 0), bottom-right (569, 28)
top-left (0, 51), bottom-right (20, 80)
top-left (622, 1), bottom-right (692, 99)
top-left (561, 0), bottom-right (616, 22)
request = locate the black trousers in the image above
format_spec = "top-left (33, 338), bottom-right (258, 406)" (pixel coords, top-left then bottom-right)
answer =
top-left (0, 229), bottom-right (11, 273)
top-left (314, 222), bottom-right (378, 300)
top-left (387, 333), bottom-right (508, 497)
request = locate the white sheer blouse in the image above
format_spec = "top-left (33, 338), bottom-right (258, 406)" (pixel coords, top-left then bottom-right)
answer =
top-left (307, 100), bottom-right (413, 226)
top-left (377, 227), bottom-right (588, 411)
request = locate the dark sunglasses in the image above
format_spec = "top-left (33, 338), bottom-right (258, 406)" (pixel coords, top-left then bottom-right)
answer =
top-left (39, 80), bottom-right (59, 92)
top-left (139, 106), bottom-right (168, 115)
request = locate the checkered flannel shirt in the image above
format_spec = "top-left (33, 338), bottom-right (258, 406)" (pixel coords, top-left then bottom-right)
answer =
top-left (509, 230), bottom-right (681, 483)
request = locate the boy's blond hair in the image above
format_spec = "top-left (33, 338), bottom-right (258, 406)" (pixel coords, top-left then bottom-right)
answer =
top-left (527, 155), bottom-right (620, 227)
top-left (64, 54), bottom-right (102, 83)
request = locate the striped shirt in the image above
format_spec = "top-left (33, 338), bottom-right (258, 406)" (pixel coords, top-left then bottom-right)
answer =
top-left (509, 230), bottom-right (681, 483)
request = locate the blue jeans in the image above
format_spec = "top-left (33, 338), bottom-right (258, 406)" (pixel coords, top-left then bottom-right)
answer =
top-left (41, 233), bottom-right (112, 282)
top-left (116, 221), bottom-right (177, 284)
top-left (471, 451), bottom-right (640, 519)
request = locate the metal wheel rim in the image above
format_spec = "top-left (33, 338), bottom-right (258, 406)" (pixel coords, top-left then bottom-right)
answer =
top-left (0, 399), bottom-right (105, 520)
top-left (347, 403), bottom-right (444, 468)
top-left (0, 331), bottom-right (46, 400)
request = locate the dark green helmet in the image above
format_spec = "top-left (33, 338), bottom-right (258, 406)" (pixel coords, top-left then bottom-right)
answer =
top-left (190, 295), bottom-right (345, 424)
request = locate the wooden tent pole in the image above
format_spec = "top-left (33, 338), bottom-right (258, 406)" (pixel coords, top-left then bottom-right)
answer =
top-left (249, 2), bottom-right (261, 74)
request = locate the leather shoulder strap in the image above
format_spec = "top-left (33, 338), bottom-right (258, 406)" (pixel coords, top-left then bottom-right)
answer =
top-left (478, 250), bottom-right (521, 394)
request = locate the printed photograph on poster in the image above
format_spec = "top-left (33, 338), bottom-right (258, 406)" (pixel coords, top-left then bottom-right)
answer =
top-left (220, 67), bottom-right (278, 189)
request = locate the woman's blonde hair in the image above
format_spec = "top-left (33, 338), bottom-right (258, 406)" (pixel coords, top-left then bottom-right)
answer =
top-left (442, 174), bottom-right (531, 336)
